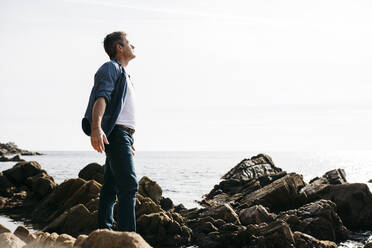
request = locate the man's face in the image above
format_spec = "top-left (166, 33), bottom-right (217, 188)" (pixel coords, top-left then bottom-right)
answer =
top-left (119, 35), bottom-right (135, 60)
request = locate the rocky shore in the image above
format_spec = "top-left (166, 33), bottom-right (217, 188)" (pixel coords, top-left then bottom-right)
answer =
top-left (0, 153), bottom-right (372, 247)
top-left (0, 142), bottom-right (43, 157)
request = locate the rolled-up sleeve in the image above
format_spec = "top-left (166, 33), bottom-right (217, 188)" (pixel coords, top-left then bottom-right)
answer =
top-left (94, 62), bottom-right (120, 104)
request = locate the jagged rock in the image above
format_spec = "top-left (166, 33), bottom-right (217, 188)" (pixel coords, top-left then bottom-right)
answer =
top-left (239, 204), bottom-right (276, 225)
top-left (3, 161), bottom-right (42, 185)
top-left (199, 203), bottom-right (241, 225)
top-left (78, 163), bottom-right (104, 184)
top-left (0, 232), bottom-right (26, 248)
top-left (303, 183), bottom-right (372, 230)
top-left (138, 176), bottom-right (163, 204)
top-left (14, 225), bottom-right (36, 243)
top-left (135, 194), bottom-right (162, 218)
top-left (43, 204), bottom-right (97, 237)
top-left (80, 229), bottom-right (151, 248)
top-left (0, 223), bottom-right (11, 234)
top-left (293, 231), bottom-right (338, 248)
top-left (277, 199), bottom-right (349, 242)
top-left (137, 211), bottom-right (191, 247)
top-left (237, 173), bottom-right (307, 212)
top-left (200, 154), bottom-right (287, 207)
top-left (32, 178), bottom-right (94, 223)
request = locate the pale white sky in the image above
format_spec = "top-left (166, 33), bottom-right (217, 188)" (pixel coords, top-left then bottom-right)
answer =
top-left (0, 0), bottom-right (371, 151)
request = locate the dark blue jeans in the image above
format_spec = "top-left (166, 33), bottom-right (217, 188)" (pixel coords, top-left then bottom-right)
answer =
top-left (98, 125), bottom-right (138, 232)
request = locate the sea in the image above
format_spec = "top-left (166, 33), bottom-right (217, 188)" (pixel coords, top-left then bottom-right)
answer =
top-left (1, 150), bottom-right (372, 247)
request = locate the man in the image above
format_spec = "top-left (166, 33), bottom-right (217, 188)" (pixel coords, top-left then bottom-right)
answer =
top-left (81, 31), bottom-right (138, 232)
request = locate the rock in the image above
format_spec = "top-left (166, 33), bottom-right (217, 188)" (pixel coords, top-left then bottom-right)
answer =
top-left (0, 224), bottom-right (11, 234)
top-left (0, 232), bottom-right (26, 248)
top-left (237, 173), bottom-right (307, 212)
top-left (199, 203), bottom-right (241, 225)
top-left (160, 197), bottom-right (174, 211)
top-left (32, 178), bottom-right (93, 223)
top-left (0, 173), bottom-right (14, 196)
top-left (73, 234), bottom-right (88, 248)
top-left (24, 231), bottom-right (75, 248)
top-left (78, 163), bottom-right (104, 184)
top-left (294, 231), bottom-right (338, 248)
top-left (0, 155), bottom-right (24, 162)
top-left (137, 211), bottom-right (191, 247)
top-left (303, 183), bottom-right (372, 230)
top-left (365, 242), bottom-right (372, 248)
top-left (277, 199), bottom-right (349, 242)
top-left (239, 204), bottom-right (276, 225)
top-left (3, 161), bottom-right (42, 185)
top-left (80, 229), bottom-right (151, 248)
top-left (14, 225), bottom-right (36, 243)
top-left (323, 169), bottom-right (347, 184)
top-left (0, 197), bottom-right (7, 209)
top-left (138, 176), bottom-right (163, 204)
top-left (43, 204), bottom-right (97, 237)
top-left (369, 179), bottom-right (372, 183)
top-left (241, 220), bottom-right (296, 248)
top-left (135, 194), bottom-right (162, 218)
top-left (26, 172), bottom-right (57, 199)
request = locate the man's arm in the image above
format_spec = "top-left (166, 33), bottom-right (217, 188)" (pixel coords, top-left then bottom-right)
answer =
top-left (90, 97), bottom-right (109, 153)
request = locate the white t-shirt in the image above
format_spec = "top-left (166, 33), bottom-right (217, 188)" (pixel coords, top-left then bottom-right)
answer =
top-left (115, 69), bottom-right (136, 130)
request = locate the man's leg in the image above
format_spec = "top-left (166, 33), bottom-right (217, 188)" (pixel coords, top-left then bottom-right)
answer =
top-left (97, 156), bottom-right (118, 229)
top-left (108, 127), bottom-right (138, 232)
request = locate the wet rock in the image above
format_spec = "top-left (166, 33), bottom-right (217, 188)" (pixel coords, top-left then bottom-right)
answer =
top-left (3, 161), bottom-right (42, 185)
top-left (137, 211), bottom-right (191, 247)
top-left (43, 204), bottom-right (97, 237)
top-left (78, 163), bottom-right (104, 184)
top-left (303, 183), bottom-right (372, 230)
top-left (80, 229), bottom-right (151, 248)
top-left (0, 232), bottom-right (26, 248)
top-left (239, 204), bottom-right (276, 225)
top-left (293, 231), bottom-right (338, 248)
top-left (138, 176), bottom-right (163, 204)
top-left (14, 225), bottom-right (36, 244)
top-left (277, 199), bottom-right (349, 242)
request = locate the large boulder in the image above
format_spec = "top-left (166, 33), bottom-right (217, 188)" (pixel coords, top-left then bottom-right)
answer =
top-left (302, 183), bottom-right (372, 230)
top-left (26, 172), bottom-right (56, 199)
top-left (78, 163), bottom-right (104, 184)
top-left (80, 229), bottom-right (151, 248)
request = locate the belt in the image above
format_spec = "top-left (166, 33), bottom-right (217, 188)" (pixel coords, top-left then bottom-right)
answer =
top-left (116, 124), bottom-right (135, 135)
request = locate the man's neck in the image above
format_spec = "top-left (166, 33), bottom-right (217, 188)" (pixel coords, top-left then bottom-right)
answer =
top-left (115, 57), bottom-right (129, 68)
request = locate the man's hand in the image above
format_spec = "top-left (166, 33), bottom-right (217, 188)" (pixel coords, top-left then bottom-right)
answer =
top-left (91, 127), bottom-right (109, 153)
top-left (131, 145), bottom-right (135, 156)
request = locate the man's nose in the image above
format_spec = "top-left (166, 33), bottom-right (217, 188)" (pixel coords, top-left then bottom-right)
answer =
top-left (131, 44), bottom-right (135, 49)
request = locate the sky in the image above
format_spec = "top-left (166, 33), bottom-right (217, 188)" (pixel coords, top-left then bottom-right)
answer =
top-left (0, 0), bottom-right (371, 151)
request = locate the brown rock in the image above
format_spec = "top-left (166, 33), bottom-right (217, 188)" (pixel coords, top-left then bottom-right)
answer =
top-left (138, 176), bottom-right (163, 204)
top-left (294, 231), bottom-right (338, 248)
top-left (199, 203), bottom-right (241, 225)
top-left (81, 229), bottom-right (151, 248)
top-left (14, 225), bottom-right (36, 244)
top-left (3, 161), bottom-right (42, 185)
top-left (78, 163), bottom-right (104, 184)
top-left (73, 234), bottom-right (88, 248)
top-left (27, 172), bottom-right (57, 199)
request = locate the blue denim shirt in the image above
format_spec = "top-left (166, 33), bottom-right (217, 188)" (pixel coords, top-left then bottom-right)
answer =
top-left (82, 60), bottom-right (128, 137)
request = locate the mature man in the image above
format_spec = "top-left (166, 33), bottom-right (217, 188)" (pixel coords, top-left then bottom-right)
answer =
top-left (82, 31), bottom-right (138, 232)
